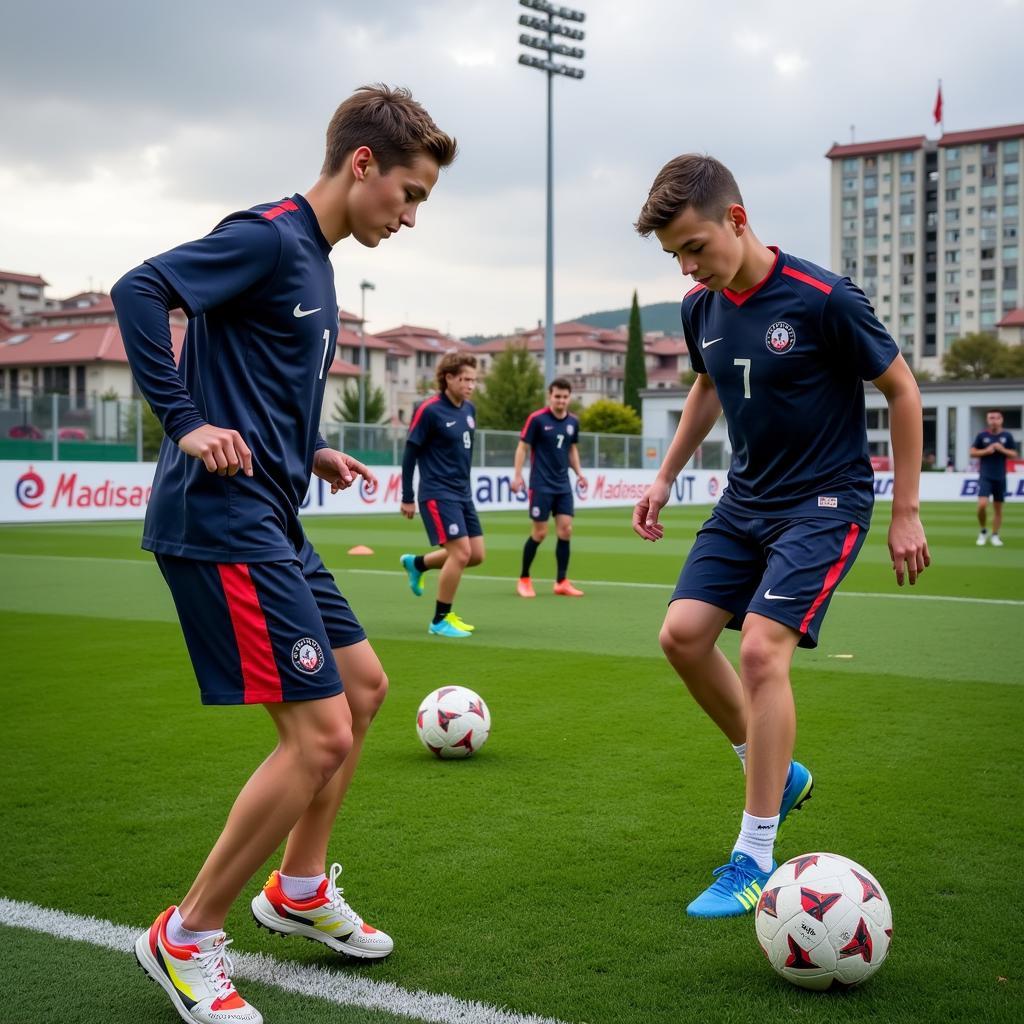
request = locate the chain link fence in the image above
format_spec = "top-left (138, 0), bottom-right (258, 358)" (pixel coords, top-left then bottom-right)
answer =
top-left (0, 394), bottom-right (731, 470)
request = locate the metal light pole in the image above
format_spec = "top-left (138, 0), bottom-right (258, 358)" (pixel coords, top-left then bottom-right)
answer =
top-left (358, 279), bottom-right (375, 442)
top-left (517, 0), bottom-right (585, 385)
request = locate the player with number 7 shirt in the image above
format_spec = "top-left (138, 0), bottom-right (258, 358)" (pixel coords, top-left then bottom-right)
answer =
top-left (631, 154), bottom-right (930, 920)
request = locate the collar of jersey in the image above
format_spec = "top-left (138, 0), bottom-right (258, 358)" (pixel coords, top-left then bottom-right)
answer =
top-left (721, 246), bottom-right (781, 307)
top-left (291, 193), bottom-right (333, 258)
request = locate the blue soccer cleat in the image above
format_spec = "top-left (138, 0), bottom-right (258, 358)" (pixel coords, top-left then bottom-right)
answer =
top-left (400, 553), bottom-right (424, 597)
top-left (686, 851), bottom-right (774, 918)
top-left (779, 760), bottom-right (814, 823)
top-left (427, 614), bottom-right (472, 639)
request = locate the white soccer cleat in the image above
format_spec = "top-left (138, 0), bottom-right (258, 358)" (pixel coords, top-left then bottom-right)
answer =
top-left (990, 534), bottom-right (1004, 547)
top-left (976, 532), bottom-right (988, 546)
top-left (251, 862), bottom-right (394, 959)
top-left (135, 907), bottom-right (262, 1023)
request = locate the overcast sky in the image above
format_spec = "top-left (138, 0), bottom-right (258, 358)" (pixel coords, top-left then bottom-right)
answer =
top-left (1, 0), bottom-right (1021, 337)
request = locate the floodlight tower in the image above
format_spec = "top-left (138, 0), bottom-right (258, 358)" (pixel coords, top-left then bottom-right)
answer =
top-left (517, 0), bottom-right (585, 384)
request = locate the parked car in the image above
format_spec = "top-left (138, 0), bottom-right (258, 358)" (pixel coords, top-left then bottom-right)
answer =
top-left (8, 424), bottom-right (43, 440)
top-left (57, 427), bottom-right (88, 440)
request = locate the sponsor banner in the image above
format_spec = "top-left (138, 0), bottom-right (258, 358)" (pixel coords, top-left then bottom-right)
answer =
top-left (1, 461), bottom-right (1018, 523)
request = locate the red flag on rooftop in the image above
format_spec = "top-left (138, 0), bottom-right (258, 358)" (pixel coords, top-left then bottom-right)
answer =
top-left (933, 81), bottom-right (943, 126)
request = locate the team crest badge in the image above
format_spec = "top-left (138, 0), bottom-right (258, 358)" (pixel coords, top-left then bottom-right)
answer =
top-left (467, 415), bottom-right (476, 429)
top-left (291, 637), bottom-right (325, 674)
top-left (567, 423), bottom-right (575, 435)
top-left (766, 321), bottom-right (796, 354)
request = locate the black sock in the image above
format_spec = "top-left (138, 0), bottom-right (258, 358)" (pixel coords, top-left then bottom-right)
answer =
top-left (556, 538), bottom-right (570, 582)
top-left (414, 554), bottom-right (428, 573)
top-left (521, 537), bottom-right (540, 578)
top-left (433, 600), bottom-right (452, 624)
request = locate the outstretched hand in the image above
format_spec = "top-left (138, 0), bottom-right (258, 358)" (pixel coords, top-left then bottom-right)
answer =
top-left (313, 448), bottom-right (378, 494)
top-left (888, 511), bottom-right (930, 586)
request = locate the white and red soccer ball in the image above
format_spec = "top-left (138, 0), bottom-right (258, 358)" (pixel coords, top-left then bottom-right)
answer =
top-left (415, 686), bottom-right (491, 759)
top-left (755, 852), bottom-right (893, 990)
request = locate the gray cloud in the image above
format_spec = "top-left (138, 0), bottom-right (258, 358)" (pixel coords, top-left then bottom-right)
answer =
top-left (1, 0), bottom-right (1021, 335)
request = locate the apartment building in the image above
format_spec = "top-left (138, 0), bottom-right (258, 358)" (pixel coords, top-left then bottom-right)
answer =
top-left (827, 122), bottom-right (1023, 373)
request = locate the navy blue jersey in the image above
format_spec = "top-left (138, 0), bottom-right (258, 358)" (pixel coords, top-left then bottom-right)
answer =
top-left (520, 407), bottom-right (579, 493)
top-left (973, 430), bottom-right (1017, 479)
top-left (681, 248), bottom-right (899, 526)
top-left (404, 393), bottom-right (476, 501)
top-left (114, 194), bottom-right (338, 561)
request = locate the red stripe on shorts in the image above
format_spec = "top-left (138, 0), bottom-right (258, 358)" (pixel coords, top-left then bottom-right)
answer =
top-left (799, 524), bottom-right (860, 634)
top-left (426, 499), bottom-right (447, 545)
top-left (217, 563), bottom-right (283, 703)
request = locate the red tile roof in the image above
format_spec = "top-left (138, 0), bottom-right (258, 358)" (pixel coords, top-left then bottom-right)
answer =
top-left (0, 322), bottom-right (356, 376)
top-left (939, 123), bottom-right (1024, 148)
top-left (38, 297), bottom-right (117, 319)
top-left (0, 270), bottom-right (48, 287)
top-left (997, 308), bottom-right (1024, 328)
top-left (374, 325), bottom-right (460, 354)
top-left (825, 136), bottom-right (927, 159)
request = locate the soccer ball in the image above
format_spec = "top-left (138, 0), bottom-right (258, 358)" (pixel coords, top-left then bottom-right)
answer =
top-left (415, 686), bottom-right (491, 759)
top-left (754, 852), bottom-right (893, 990)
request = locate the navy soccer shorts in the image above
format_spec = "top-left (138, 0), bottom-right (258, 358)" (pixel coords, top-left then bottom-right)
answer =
top-left (420, 497), bottom-right (483, 546)
top-left (670, 506), bottom-right (869, 649)
top-left (155, 537), bottom-right (365, 705)
top-left (527, 489), bottom-right (574, 521)
top-left (978, 478), bottom-right (1006, 501)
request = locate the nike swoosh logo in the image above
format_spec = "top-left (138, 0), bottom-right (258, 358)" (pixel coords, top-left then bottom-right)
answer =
top-left (701, 336), bottom-right (723, 348)
top-left (293, 304), bottom-right (322, 318)
top-left (763, 589), bottom-right (796, 601)
top-left (446, 420), bottom-right (457, 427)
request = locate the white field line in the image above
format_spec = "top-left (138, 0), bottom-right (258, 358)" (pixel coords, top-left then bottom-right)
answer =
top-left (2, 552), bottom-right (1021, 607)
top-left (0, 897), bottom-right (573, 1024)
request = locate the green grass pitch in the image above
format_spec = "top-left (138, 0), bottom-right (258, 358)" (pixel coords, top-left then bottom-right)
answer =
top-left (0, 502), bottom-right (1021, 1024)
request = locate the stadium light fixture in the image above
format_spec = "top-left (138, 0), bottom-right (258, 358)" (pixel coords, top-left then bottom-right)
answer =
top-left (516, 0), bottom-right (586, 384)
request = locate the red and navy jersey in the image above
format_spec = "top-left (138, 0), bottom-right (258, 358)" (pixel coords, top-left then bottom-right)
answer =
top-left (114, 194), bottom-right (338, 562)
top-left (973, 430), bottom-right (1017, 479)
top-left (405, 393), bottom-right (476, 501)
top-left (520, 407), bottom-right (579, 494)
top-left (681, 248), bottom-right (899, 526)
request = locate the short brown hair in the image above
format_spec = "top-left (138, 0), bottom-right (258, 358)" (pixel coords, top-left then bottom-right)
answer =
top-left (549, 377), bottom-right (572, 393)
top-left (634, 154), bottom-right (743, 236)
top-left (323, 84), bottom-right (458, 177)
top-left (436, 351), bottom-right (477, 393)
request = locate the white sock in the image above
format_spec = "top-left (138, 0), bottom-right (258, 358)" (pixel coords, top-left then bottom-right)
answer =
top-left (167, 907), bottom-right (220, 946)
top-left (732, 742), bottom-right (747, 773)
top-left (280, 871), bottom-right (326, 901)
top-left (732, 811), bottom-right (779, 873)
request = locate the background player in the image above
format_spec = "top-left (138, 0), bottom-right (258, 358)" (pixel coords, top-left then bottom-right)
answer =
top-left (511, 377), bottom-right (588, 597)
top-left (631, 154), bottom-right (929, 919)
top-left (112, 85), bottom-right (456, 1023)
top-left (399, 352), bottom-right (483, 638)
top-left (970, 409), bottom-right (1017, 546)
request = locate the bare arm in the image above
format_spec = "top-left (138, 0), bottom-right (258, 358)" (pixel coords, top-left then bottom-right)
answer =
top-left (872, 355), bottom-right (931, 585)
top-left (633, 373), bottom-right (722, 541)
top-left (511, 440), bottom-right (530, 492)
top-left (568, 441), bottom-right (587, 490)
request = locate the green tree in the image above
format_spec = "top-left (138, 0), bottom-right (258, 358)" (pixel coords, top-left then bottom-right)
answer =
top-left (941, 332), bottom-right (1005, 379)
top-left (333, 374), bottom-right (387, 423)
top-left (579, 398), bottom-right (642, 435)
top-left (623, 290), bottom-right (647, 414)
top-left (994, 343), bottom-right (1024, 377)
top-left (474, 343), bottom-right (545, 429)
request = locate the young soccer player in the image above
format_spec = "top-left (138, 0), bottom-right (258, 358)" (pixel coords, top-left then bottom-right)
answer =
top-left (631, 154), bottom-right (930, 918)
top-left (399, 352), bottom-right (484, 638)
top-left (511, 377), bottom-right (588, 597)
top-left (112, 85), bottom-right (456, 1022)
top-left (970, 409), bottom-right (1017, 546)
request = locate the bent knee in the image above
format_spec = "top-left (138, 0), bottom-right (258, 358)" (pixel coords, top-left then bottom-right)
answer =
top-left (659, 619), bottom-right (714, 663)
